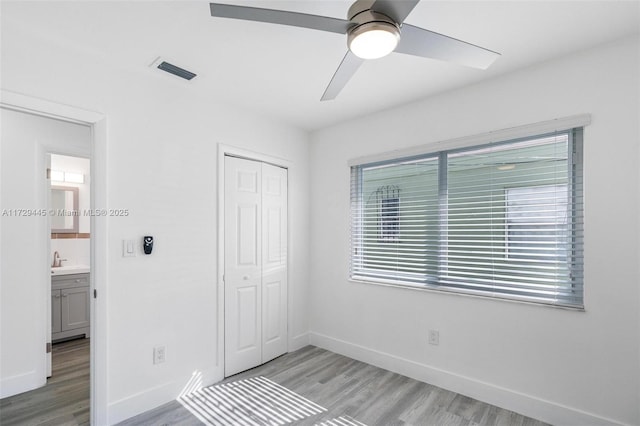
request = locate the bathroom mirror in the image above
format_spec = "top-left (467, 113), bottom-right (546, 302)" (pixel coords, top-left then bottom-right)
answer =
top-left (51, 186), bottom-right (79, 233)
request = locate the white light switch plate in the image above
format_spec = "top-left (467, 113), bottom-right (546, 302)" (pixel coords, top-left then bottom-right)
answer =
top-left (123, 239), bottom-right (136, 257)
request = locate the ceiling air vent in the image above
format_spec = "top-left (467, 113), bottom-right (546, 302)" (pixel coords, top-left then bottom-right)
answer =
top-left (150, 57), bottom-right (197, 81)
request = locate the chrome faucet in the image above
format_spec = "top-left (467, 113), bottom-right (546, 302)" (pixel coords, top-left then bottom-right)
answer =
top-left (52, 251), bottom-right (67, 268)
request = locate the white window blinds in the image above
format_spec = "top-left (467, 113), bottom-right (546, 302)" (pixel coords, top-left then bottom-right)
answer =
top-left (350, 129), bottom-right (584, 308)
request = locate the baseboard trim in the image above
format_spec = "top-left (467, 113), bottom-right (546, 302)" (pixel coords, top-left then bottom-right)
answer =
top-left (309, 332), bottom-right (623, 426)
top-left (108, 368), bottom-right (219, 425)
top-left (108, 381), bottom-right (173, 425)
top-left (289, 332), bottom-right (310, 352)
top-left (0, 370), bottom-right (45, 399)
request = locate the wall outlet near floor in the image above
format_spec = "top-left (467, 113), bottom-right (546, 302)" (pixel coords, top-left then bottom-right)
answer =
top-left (153, 345), bottom-right (166, 364)
top-left (428, 330), bottom-right (440, 346)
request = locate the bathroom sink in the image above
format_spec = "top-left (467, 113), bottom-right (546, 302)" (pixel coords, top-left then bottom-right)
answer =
top-left (51, 265), bottom-right (90, 275)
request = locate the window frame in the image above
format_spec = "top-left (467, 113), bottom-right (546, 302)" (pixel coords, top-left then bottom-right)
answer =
top-left (350, 128), bottom-right (584, 309)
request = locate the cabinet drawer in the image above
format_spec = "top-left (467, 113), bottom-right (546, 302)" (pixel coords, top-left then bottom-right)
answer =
top-left (52, 273), bottom-right (89, 290)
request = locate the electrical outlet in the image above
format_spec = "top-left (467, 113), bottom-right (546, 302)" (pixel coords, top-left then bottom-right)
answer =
top-left (153, 345), bottom-right (166, 364)
top-left (428, 330), bottom-right (439, 346)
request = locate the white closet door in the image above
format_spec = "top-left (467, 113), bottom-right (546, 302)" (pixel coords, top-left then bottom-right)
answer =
top-left (224, 156), bottom-right (288, 377)
top-left (261, 163), bottom-right (288, 363)
top-left (224, 156), bottom-right (263, 377)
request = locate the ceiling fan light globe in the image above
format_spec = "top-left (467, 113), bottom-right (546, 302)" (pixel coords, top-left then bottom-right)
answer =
top-left (348, 22), bottom-right (400, 59)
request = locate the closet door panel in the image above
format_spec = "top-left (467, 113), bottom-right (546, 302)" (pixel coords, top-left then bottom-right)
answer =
top-left (261, 163), bottom-right (288, 363)
top-left (224, 157), bottom-right (288, 375)
top-left (224, 156), bottom-right (263, 377)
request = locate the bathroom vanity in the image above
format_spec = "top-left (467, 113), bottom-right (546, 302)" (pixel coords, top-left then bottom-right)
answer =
top-left (51, 270), bottom-right (90, 342)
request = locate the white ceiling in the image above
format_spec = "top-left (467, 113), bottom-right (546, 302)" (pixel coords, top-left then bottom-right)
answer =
top-left (2, 1), bottom-right (639, 131)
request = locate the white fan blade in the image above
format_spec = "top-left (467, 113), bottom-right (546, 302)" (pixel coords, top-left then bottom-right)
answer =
top-left (210, 3), bottom-right (352, 34)
top-left (321, 51), bottom-right (364, 101)
top-left (395, 24), bottom-right (500, 69)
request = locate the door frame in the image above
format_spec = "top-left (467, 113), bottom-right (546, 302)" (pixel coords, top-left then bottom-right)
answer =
top-left (0, 90), bottom-right (108, 425)
top-left (217, 144), bottom-right (291, 380)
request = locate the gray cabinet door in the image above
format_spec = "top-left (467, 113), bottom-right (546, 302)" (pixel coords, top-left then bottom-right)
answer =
top-left (61, 287), bottom-right (90, 331)
top-left (52, 290), bottom-right (62, 333)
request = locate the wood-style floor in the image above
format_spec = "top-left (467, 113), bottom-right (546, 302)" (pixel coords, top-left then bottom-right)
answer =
top-left (0, 338), bottom-right (90, 426)
top-left (119, 345), bottom-right (549, 426)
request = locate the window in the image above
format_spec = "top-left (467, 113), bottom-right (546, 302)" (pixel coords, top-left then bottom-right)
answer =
top-left (350, 130), bottom-right (584, 308)
top-left (505, 184), bottom-right (568, 261)
top-left (373, 185), bottom-right (400, 242)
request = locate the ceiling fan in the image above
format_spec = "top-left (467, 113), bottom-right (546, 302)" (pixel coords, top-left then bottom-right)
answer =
top-left (209, 0), bottom-right (500, 101)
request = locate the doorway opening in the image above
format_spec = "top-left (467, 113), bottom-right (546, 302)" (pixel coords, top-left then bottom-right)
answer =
top-left (49, 153), bottom-right (91, 344)
top-left (0, 111), bottom-right (92, 425)
top-left (48, 153), bottom-right (92, 423)
top-left (0, 91), bottom-right (107, 425)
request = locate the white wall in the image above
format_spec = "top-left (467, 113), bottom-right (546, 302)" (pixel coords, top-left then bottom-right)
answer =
top-left (1, 19), bottom-right (310, 425)
top-left (309, 35), bottom-right (640, 426)
top-left (50, 237), bottom-right (90, 268)
top-left (0, 109), bottom-right (91, 398)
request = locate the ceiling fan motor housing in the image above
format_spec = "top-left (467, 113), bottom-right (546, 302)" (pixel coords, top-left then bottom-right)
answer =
top-left (347, 0), bottom-right (401, 59)
top-left (347, 0), bottom-right (400, 30)
top-left (347, 0), bottom-right (379, 20)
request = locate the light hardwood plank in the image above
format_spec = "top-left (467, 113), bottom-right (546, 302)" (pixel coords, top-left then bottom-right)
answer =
top-left (119, 346), bottom-right (549, 426)
top-left (0, 338), bottom-right (90, 426)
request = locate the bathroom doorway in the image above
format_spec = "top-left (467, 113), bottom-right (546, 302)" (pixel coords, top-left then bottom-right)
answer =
top-left (0, 90), bottom-right (107, 424)
top-left (48, 154), bottom-right (91, 390)
top-left (0, 107), bottom-right (94, 425)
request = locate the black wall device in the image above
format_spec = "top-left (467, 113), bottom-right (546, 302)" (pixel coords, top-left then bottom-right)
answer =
top-left (143, 236), bottom-right (153, 255)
